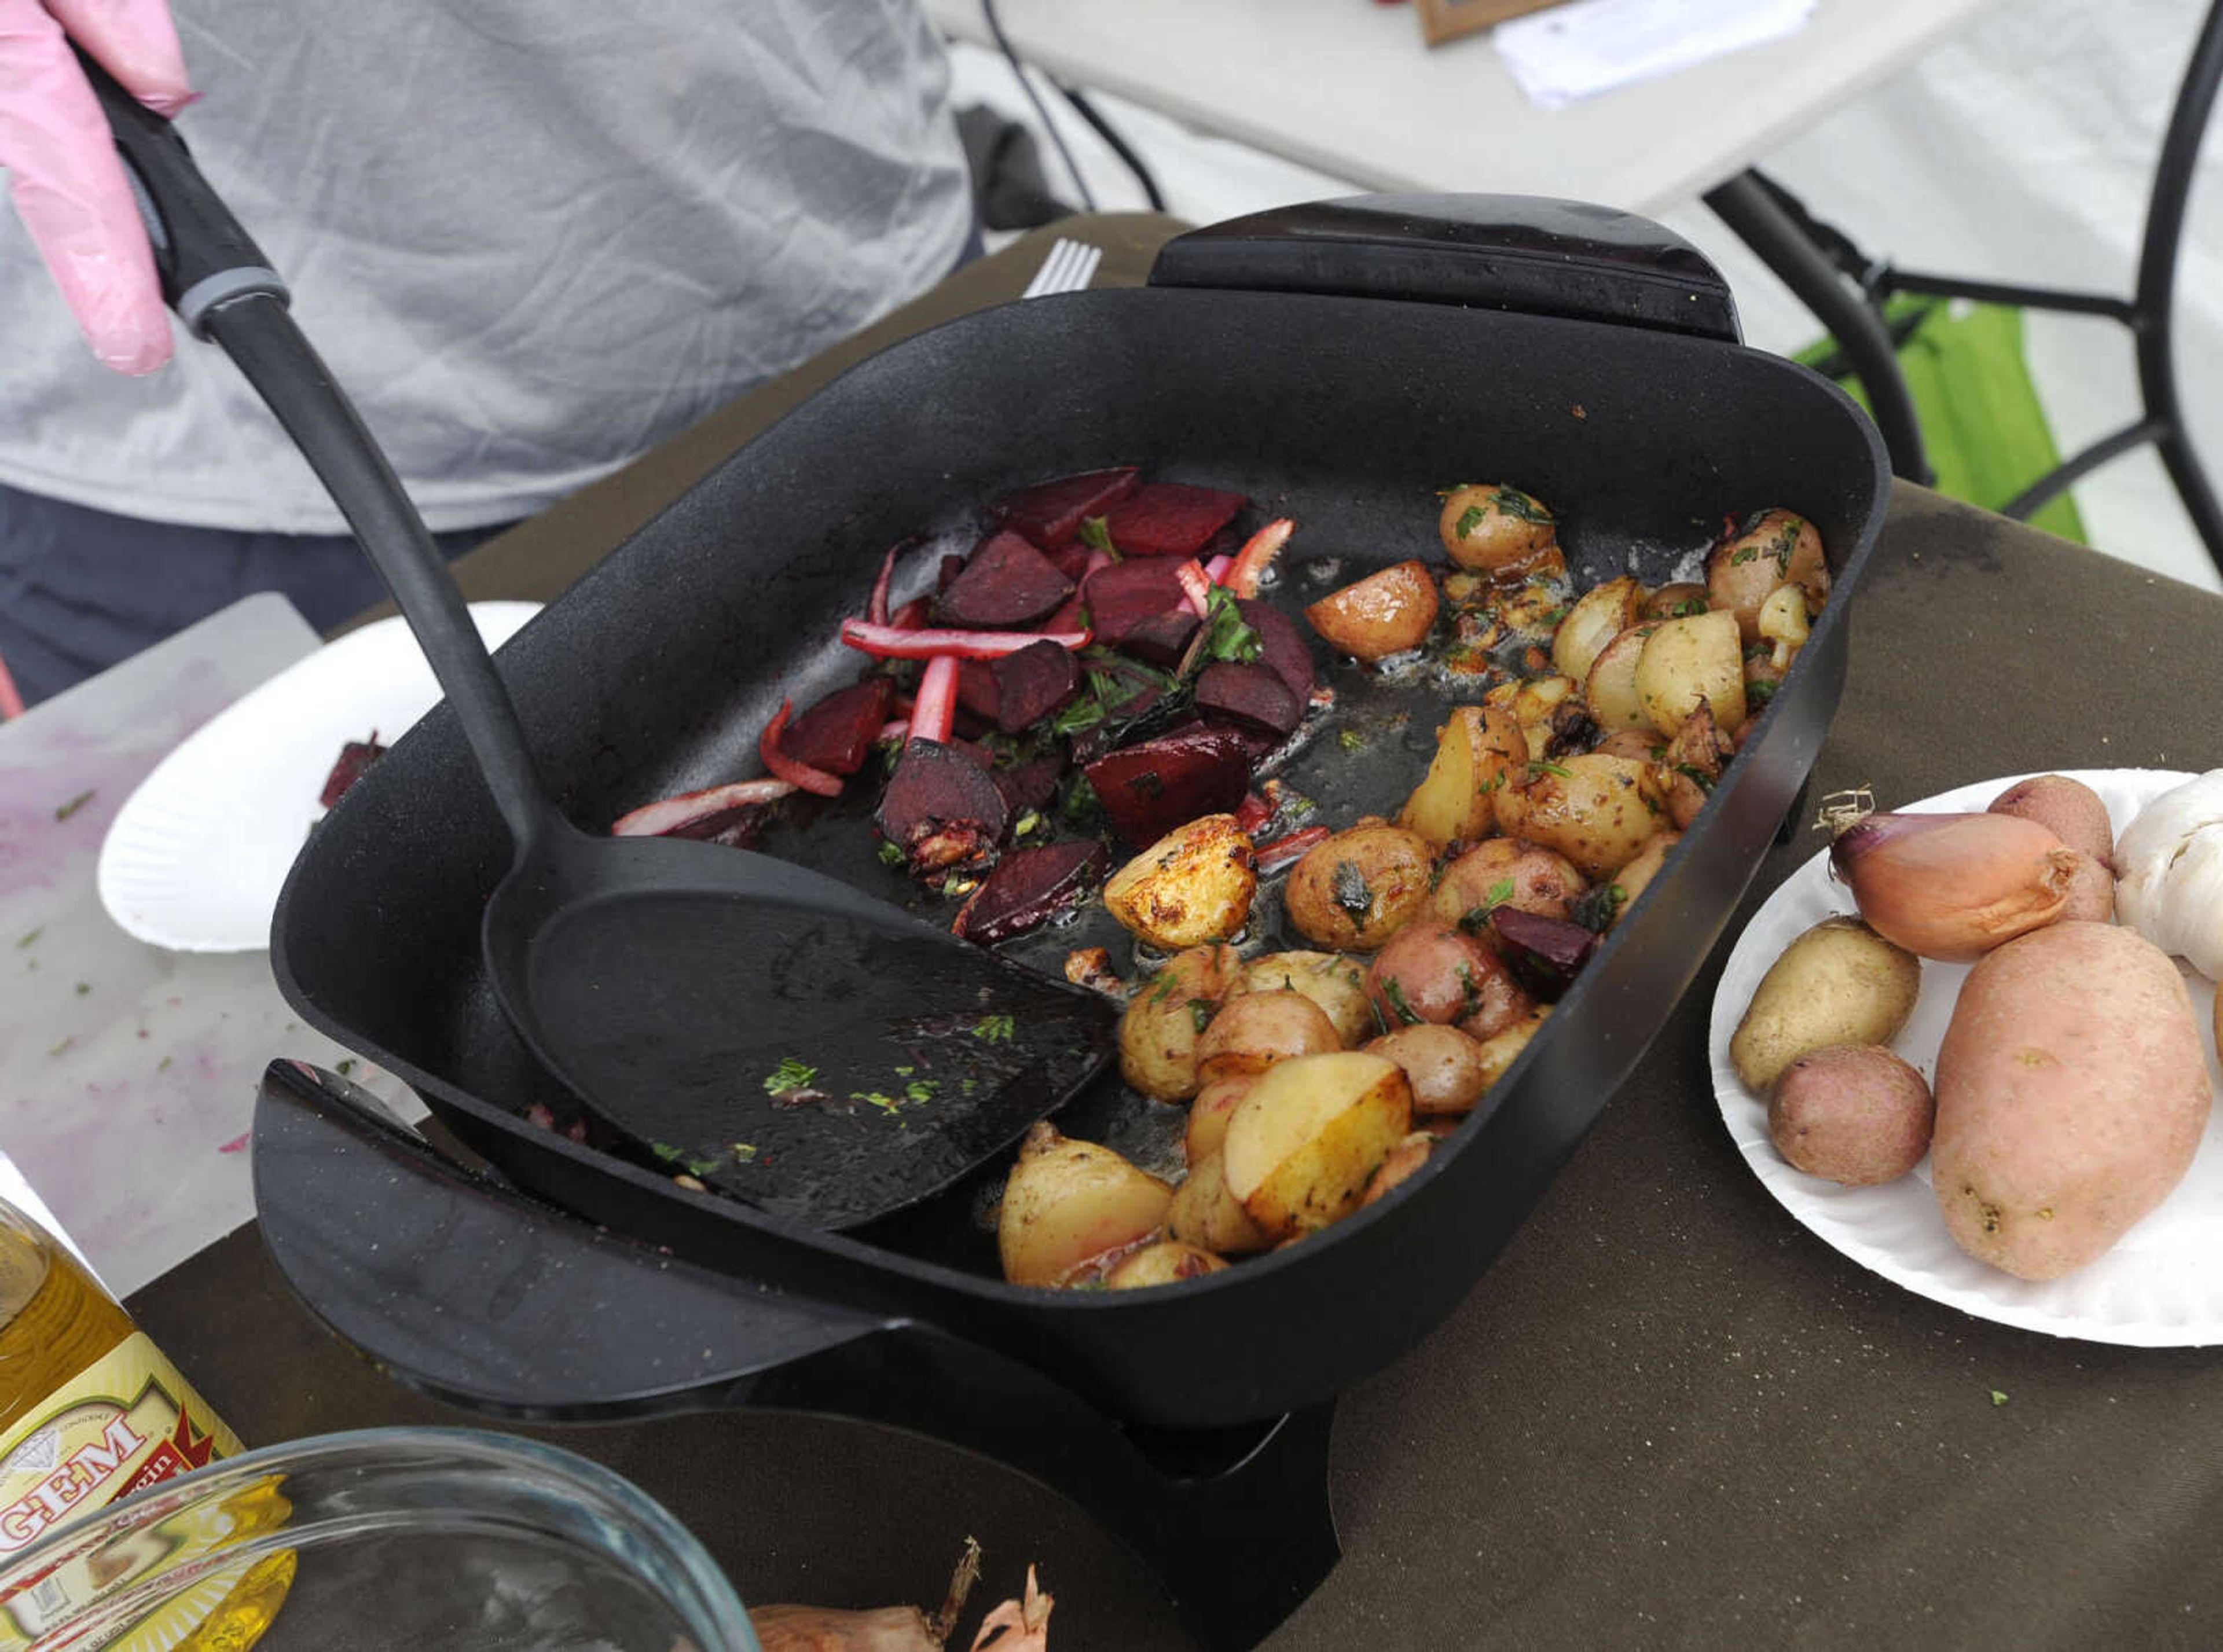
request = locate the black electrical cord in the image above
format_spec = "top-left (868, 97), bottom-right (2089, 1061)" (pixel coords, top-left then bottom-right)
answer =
top-left (980, 0), bottom-right (1095, 211)
top-left (1060, 85), bottom-right (1167, 212)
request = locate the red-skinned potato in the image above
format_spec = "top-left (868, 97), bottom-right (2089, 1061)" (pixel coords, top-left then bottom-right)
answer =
top-left (1429, 836), bottom-right (1588, 946)
top-left (1195, 989), bottom-right (1340, 1085)
top-left (1186, 1075), bottom-right (1257, 1166)
top-left (1366, 1023), bottom-right (1492, 1115)
top-left (1223, 1052), bottom-right (1415, 1239)
top-left (1105, 1239), bottom-right (1228, 1289)
top-left (1283, 821), bottom-right (1435, 951)
top-left (1118, 944), bottom-right (1241, 1101)
top-left (1495, 754), bottom-right (1668, 880)
top-left (1439, 483), bottom-right (1558, 575)
top-left (1305, 561), bottom-right (1440, 662)
top-left (997, 1122), bottom-right (1173, 1288)
top-left (1706, 509), bottom-right (1828, 640)
top-left (1367, 920), bottom-right (1525, 1031)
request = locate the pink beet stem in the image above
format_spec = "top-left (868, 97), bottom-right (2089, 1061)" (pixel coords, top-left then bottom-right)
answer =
top-left (839, 619), bottom-right (1091, 660)
top-left (1173, 559), bottom-right (1213, 619)
top-left (910, 655), bottom-right (961, 746)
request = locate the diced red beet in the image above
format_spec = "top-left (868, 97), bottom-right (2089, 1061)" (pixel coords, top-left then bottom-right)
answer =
top-left (780, 679), bottom-right (896, 777)
top-left (1083, 722), bottom-right (1252, 847)
top-left (952, 840), bottom-right (1111, 944)
top-left (1082, 559), bottom-right (1191, 645)
top-left (1101, 483), bottom-right (1247, 557)
top-left (936, 531), bottom-right (1075, 629)
top-left (992, 638), bottom-right (1082, 733)
top-left (938, 553), bottom-right (966, 591)
top-left (889, 596), bottom-right (931, 631)
top-left (995, 466), bottom-right (1142, 547)
top-left (991, 753), bottom-right (1066, 819)
top-left (950, 737), bottom-right (999, 773)
top-left (1491, 908), bottom-right (1600, 1001)
top-left (956, 658), bottom-right (1002, 724)
top-left (1120, 610), bottom-right (1201, 670)
top-left (876, 739), bottom-right (1010, 873)
top-left (1195, 661), bottom-right (1302, 736)
top-left (1046, 542), bottom-right (1092, 584)
top-left (1236, 599), bottom-right (1315, 702)
top-left (320, 735), bottom-right (387, 807)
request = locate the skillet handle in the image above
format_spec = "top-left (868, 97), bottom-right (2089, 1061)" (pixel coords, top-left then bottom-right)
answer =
top-left (1148, 192), bottom-right (1741, 343)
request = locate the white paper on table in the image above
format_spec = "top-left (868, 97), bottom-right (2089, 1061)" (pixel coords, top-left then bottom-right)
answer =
top-left (0, 1151), bottom-right (103, 1290)
top-left (1495, 0), bottom-right (1818, 109)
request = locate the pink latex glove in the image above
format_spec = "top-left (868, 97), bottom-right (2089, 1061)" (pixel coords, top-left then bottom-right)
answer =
top-left (0, 0), bottom-right (195, 373)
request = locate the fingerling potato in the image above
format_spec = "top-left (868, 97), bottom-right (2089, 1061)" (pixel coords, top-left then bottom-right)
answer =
top-left (1729, 916), bottom-right (1920, 1092)
top-left (1195, 989), bottom-right (1341, 1085)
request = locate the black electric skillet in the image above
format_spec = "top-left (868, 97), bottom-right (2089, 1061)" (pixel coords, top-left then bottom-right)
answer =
top-left (261, 194), bottom-right (1888, 1433)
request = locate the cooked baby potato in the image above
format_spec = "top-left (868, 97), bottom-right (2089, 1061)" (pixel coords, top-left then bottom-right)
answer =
top-left (1103, 812), bottom-right (1257, 952)
top-left (1583, 623), bottom-right (1660, 733)
top-left (1118, 944), bottom-right (1242, 1101)
top-left (1430, 836), bottom-right (1588, 946)
top-left (1366, 920), bottom-right (1526, 1033)
top-left (1551, 575), bottom-right (1645, 684)
top-left (1468, 1004), bottom-right (1549, 1093)
top-left (1495, 753), bottom-right (1666, 880)
top-left (1604, 831), bottom-right (1679, 926)
top-left (1359, 1131), bottom-right (1438, 1209)
top-left (1729, 916), bottom-right (1920, 1092)
top-left (1237, 950), bottom-right (1374, 1047)
top-left (1168, 1150), bottom-right (1274, 1255)
top-left (1195, 989), bottom-right (1341, 1085)
top-left (1439, 483), bottom-right (1558, 576)
top-left (1641, 582), bottom-right (1710, 621)
top-left (1366, 1023), bottom-right (1492, 1116)
top-left (1706, 508), bottom-right (1828, 640)
top-left (997, 1122), bottom-right (1173, 1288)
top-left (1222, 1051), bottom-right (1415, 1239)
top-left (1283, 821), bottom-right (1435, 951)
top-left (1398, 704), bottom-right (1525, 849)
top-left (1105, 1239), bottom-right (1228, 1289)
top-left (1186, 1075), bottom-right (1257, 1166)
top-left (1635, 610), bottom-right (1747, 736)
top-left (1305, 560), bottom-right (1441, 662)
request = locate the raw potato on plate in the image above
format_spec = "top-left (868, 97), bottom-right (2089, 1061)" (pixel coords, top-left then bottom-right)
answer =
top-left (1730, 915), bottom-right (1920, 1092)
top-left (1931, 922), bottom-right (2211, 1280)
top-left (1767, 1043), bottom-right (1934, 1187)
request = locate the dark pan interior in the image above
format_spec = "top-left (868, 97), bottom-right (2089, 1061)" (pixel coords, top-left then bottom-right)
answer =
top-left (273, 284), bottom-right (1887, 1423)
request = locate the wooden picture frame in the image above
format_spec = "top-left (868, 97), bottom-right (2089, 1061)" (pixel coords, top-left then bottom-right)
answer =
top-left (1414, 0), bottom-right (1568, 49)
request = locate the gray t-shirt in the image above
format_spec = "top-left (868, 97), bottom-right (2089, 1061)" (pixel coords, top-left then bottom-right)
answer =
top-left (0, 2), bottom-right (971, 533)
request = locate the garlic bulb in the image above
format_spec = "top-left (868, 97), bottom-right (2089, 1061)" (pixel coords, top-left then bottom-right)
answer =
top-left (2113, 770), bottom-right (2223, 979)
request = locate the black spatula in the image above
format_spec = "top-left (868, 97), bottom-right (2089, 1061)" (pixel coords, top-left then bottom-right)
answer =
top-left (85, 55), bottom-right (1113, 1229)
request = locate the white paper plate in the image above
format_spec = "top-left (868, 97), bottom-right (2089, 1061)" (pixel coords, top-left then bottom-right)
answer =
top-left (1707, 768), bottom-right (2223, 1346)
top-left (97, 603), bottom-right (541, 952)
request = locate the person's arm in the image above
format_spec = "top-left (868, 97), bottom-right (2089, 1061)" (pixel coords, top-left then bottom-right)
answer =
top-left (0, 0), bottom-right (195, 373)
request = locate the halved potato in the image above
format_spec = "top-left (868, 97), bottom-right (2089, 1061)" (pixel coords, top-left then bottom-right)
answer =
top-left (1194, 989), bottom-right (1340, 1085)
top-left (1305, 560), bottom-right (1441, 662)
top-left (997, 1122), bottom-right (1174, 1288)
top-left (1118, 944), bottom-right (1242, 1101)
top-left (1606, 831), bottom-right (1679, 926)
top-left (1366, 1023), bottom-right (1492, 1116)
top-left (1551, 576), bottom-right (1645, 683)
top-left (1237, 950), bottom-right (1374, 1047)
top-left (1642, 582), bottom-right (1710, 621)
top-left (1635, 610), bottom-right (1747, 736)
top-left (1359, 1132), bottom-right (1438, 1209)
top-left (1707, 508), bottom-right (1828, 639)
top-left (1583, 623), bottom-right (1660, 733)
top-left (1397, 704), bottom-right (1524, 849)
top-left (1222, 1051), bottom-right (1415, 1239)
top-left (1105, 1239), bottom-right (1228, 1289)
top-left (1470, 1005), bottom-right (1550, 1092)
top-left (1103, 813), bottom-right (1257, 952)
top-left (1168, 1151), bottom-right (1274, 1255)
top-left (1495, 753), bottom-right (1665, 880)
top-left (1186, 1075), bottom-right (1257, 1166)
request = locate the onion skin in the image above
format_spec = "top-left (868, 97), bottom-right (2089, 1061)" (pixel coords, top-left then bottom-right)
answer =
top-left (1830, 811), bottom-right (2080, 962)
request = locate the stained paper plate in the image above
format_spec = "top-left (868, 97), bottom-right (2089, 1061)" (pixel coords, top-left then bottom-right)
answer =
top-left (98, 603), bottom-right (541, 952)
top-left (1708, 768), bottom-right (2223, 1346)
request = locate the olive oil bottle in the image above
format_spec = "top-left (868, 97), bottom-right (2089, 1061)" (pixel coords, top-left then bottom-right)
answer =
top-left (0, 1194), bottom-right (287, 1649)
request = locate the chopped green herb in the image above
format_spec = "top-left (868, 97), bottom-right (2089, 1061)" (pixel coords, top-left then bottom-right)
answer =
top-left (49, 1037), bottom-right (72, 1057)
top-left (1013, 809), bottom-right (1046, 839)
top-left (156, 1055), bottom-right (173, 1073)
top-left (852, 1089), bottom-right (903, 1116)
top-left (1289, 792), bottom-right (1318, 817)
top-left (1730, 545), bottom-right (1760, 566)
top-left (1571, 882), bottom-right (1628, 933)
top-left (1381, 976), bottom-right (1424, 1027)
top-left (73, 982), bottom-right (89, 996)
top-left (1492, 486), bottom-right (1554, 524)
top-left (904, 1078), bottom-right (938, 1104)
top-left (336, 1058), bottom-right (357, 1077)
top-left (1187, 1000), bottom-right (1214, 1035)
top-left (650, 1141), bottom-right (683, 1162)
top-left (1527, 759), bottom-right (1572, 779)
top-left (14, 928), bottom-right (39, 949)
top-left (960, 1076), bottom-right (980, 1096)
top-left (1150, 972), bottom-right (1180, 1005)
top-left (1051, 694), bottom-right (1107, 738)
top-left (764, 1056), bottom-right (819, 1095)
top-left (1673, 763), bottom-right (1717, 794)
top-left (1338, 728), bottom-right (1366, 753)
top-left (732, 1143), bottom-right (758, 1162)
top-left (1061, 774), bottom-right (1101, 821)
top-left (876, 840), bottom-right (907, 868)
top-left (1475, 772), bottom-right (1503, 796)
top-left (893, 1064), bottom-right (915, 1077)
top-left (1455, 961), bottom-right (1484, 1017)
top-left (1671, 597), bottom-right (1708, 618)
top-left (54, 789), bottom-right (96, 822)
top-left (1990, 1390), bottom-right (2009, 1407)
top-left (1774, 522), bottom-right (1800, 574)
top-left (1484, 878), bottom-right (1516, 907)
top-left (1747, 678), bottom-right (1778, 707)
top-left (971, 1013), bottom-right (1015, 1044)
top-left (1330, 858), bottom-right (1373, 919)
top-left (1202, 586), bottom-right (1261, 664)
top-left (1454, 504), bottom-right (1487, 541)
top-left (1077, 516), bottom-right (1119, 559)
top-left (684, 1155), bottom-right (722, 1177)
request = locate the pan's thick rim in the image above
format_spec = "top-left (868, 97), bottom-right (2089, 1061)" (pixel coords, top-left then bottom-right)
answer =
top-left (269, 279), bottom-right (1894, 1317)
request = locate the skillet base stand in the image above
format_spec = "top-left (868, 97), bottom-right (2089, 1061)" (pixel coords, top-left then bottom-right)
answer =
top-left (253, 1059), bottom-right (1340, 1651)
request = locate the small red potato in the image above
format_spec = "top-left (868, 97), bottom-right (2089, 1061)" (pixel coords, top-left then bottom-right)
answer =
top-left (1767, 1044), bottom-right (1934, 1187)
top-left (1305, 561), bottom-right (1441, 661)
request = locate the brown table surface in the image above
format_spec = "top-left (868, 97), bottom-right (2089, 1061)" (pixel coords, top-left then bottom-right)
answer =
top-left (136, 216), bottom-right (2223, 1650)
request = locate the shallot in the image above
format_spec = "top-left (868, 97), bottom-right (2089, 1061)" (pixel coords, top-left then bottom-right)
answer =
top-left (1826, 801), bottom-right (2079, 962)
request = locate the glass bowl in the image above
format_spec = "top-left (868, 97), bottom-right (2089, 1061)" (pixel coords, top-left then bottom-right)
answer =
top-left (0, 1426), bottom-right (760, 1650)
